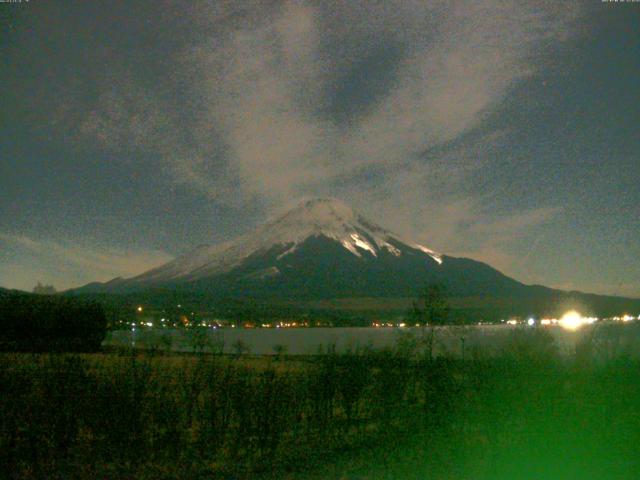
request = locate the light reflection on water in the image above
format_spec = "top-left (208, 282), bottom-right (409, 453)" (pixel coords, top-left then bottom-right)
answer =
top-left (104, 323), bottom-right (640, 357)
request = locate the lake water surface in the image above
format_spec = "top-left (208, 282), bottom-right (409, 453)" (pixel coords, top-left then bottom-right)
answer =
top-left (103, 323), bottom-right (640, 358)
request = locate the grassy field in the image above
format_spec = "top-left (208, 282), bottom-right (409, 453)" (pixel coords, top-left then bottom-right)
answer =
top-left (2, 327), bottom-right (640, 479)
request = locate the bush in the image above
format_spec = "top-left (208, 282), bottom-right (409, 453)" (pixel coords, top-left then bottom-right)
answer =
top-left (3, 338), bottom-right (640, 479)
top-left (0, 293), bottom-right (107, 352)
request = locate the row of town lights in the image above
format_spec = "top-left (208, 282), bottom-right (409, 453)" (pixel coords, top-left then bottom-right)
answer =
top-left (133, 305), bottom-right (638, 332)
top-left (506, 311), bottom-right (639, 331)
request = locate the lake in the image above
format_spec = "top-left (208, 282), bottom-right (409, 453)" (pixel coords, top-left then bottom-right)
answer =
top-left (103, 322), bottom-right (640, 358)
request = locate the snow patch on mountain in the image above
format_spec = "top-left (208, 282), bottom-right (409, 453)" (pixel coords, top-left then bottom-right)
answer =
top-left (414, 244), bottom-right (443, 264)
top-left (244, 266), bottom-right (281, 281)
top-left (349, 233), bottom-right (377, 257)
top-left (276, 243), bottom-right (298, 260)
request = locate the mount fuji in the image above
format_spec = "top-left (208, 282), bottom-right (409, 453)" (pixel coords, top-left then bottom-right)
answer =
top-left (78, 198), bottom-right (521, 297)
top-left (74, 198), bottom-right (640, 318)
top-left (132, 197), bottom-right (443, 286)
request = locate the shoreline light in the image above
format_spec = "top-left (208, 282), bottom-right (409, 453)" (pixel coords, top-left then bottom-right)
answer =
top-left (558, 310), bottom-right (597, 331)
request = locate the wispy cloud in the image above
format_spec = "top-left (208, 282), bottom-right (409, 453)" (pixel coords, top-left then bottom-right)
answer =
top-left (549, 281), bottom-right (640, 300)
top-left (448, 207), bottom-right (562, 275)
top-left (0, 233), bottom-right (171, 290)
top-left (75, 1), bottom-right (578, 202)
top-left (67, 0), bottom-right (580, 280)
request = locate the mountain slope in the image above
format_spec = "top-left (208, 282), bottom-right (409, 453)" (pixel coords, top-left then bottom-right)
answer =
top-left (128, 198), bottom-right (442, 286)
top-left (73, 198), bottom-right (534, 298)
top-left (72, 198), bottom-right (640, 318)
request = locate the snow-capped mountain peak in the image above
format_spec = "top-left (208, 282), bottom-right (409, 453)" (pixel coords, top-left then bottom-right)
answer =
top-left (131, 198), bottom-right (442, 284)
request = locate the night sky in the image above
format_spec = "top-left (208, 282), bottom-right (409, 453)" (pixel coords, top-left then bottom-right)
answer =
top-left (1, 1), bottom-right (638, 297)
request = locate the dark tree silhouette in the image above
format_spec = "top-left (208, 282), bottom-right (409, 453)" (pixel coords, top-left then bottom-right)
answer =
top-left (408, 284), bottom-right (450, 326)
top-left (0, 292), bottom-right (107, 352)
top-left (33, 282), bottom-right (57, 295)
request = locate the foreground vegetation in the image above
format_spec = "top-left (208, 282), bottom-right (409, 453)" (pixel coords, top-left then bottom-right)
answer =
top-left (0, 292), bottom-right (106, 352)
top-left (2, 328), bottom-right (640, 479)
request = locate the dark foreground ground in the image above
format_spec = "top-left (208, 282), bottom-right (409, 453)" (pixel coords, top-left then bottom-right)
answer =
top-left (2, 327), bottom-right (640, 479)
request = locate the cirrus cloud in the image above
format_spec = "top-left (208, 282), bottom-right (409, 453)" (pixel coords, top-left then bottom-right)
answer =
top-left (0, 233), bottom-right (171, 291)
